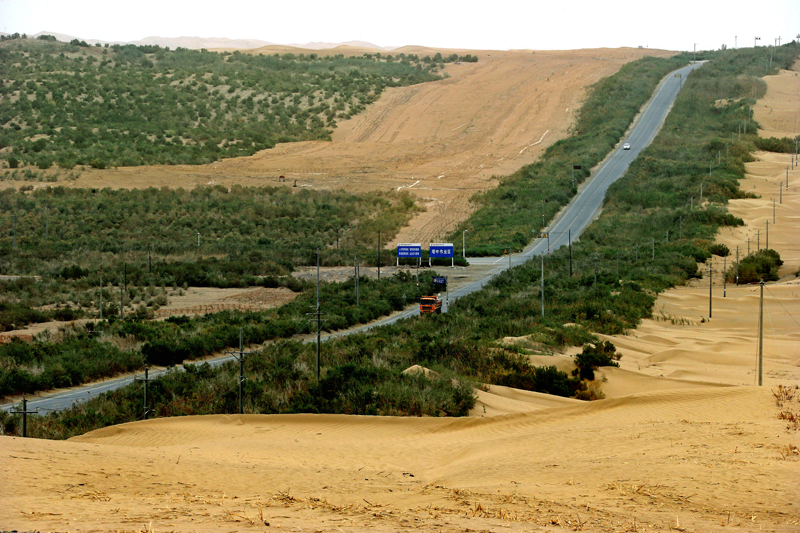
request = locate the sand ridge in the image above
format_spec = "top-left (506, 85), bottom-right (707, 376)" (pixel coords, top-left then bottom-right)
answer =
top-left (3, 386), bottom-right (798, 531)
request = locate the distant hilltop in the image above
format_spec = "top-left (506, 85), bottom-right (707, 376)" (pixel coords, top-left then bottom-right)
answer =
top-left (0, 31), bottom-right (394, 51)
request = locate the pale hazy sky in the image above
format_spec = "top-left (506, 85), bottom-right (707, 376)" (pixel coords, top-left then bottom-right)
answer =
top-left (1, 0), bottom-right (798, 51)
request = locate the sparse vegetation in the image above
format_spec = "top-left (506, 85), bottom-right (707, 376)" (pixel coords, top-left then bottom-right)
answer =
top-left (0, 38), bottom-right (442, 169)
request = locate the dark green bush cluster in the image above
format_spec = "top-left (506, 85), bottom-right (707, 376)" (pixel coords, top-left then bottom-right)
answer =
top-left (753, 136), bottom-right (798, 153)
top-left (0, 331), bottom-right (142, 397)
top-left (489, 351), bottom-right (584, 397)
top-left (0, 302), bottom-right (53, 332)
top-left (290, 363), bottom-right (474, 416)
top-left (0, 185), bottom-right (419, 279)
top-left (708, 243), bottom-right (730, 257)
top-left (572, 341), bottom-right (620, 381)
top-left (728, 249), bottom-right (783, 283)
top-left (0, 39), bottom-right (441, 169)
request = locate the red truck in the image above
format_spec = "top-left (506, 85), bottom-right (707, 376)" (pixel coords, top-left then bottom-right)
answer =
top-left (419, 295), bottom-right (442, 315)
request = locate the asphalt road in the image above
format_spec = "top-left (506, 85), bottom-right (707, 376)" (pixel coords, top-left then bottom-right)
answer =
top-left (1, 62), bottom-right (702, 415)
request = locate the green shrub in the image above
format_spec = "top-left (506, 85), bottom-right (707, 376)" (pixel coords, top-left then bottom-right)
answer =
top-left (753, 136), bottom-right (796, 153)
top-left (573, 341), bottom-right (621, 381)
top-left (733, 249), bottom-right (783, 283)
top-left (709, 243), bottom-right (730, 257)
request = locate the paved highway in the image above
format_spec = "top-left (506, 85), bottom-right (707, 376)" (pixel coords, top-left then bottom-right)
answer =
top-left (1, 62), bottom-right (702, 415)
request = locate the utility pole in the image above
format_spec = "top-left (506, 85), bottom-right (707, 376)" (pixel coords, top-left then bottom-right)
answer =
top-left (780, 183), bottom-right (783, 204)
top-left (723, 256), bottom-right (727, 297)
top-left (306, 251), bottom-right (326, 382)
top-left (228, 328), bottom-right (253, 415)
top-left (316, 251), bottom-right (322, 381)
top-left (10, 395), bottom-right (36, 438)
top-left (541, 198), bottom-right (545, 230)
top-left (736, 246), bottom-right (740, 285)
top-left (568, 229), bottom-right (572, 277)
top-left (757, 229), bottom-right (760, 252)
top-left (757, 281), bottom-right (764, 386)
top-left (651, 238), bottom-right (655, 261)
top-left (541, 254), bottom-right (544, 318)
top-left (708, 260), bottom-right (713, 319)
top-left (135, 366), bottom-right (153, 419)
top-left (354, 255), bottom-right (359, 307)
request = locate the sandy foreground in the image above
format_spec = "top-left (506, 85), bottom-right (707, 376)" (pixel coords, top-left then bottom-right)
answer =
top-left (3, 58), bottom-right (800, 533)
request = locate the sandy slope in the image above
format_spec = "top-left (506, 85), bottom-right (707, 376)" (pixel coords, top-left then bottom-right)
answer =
top-left (16, 47), bottom-right (673, 246)
top-left (3, 387), bottom-right (798, 532)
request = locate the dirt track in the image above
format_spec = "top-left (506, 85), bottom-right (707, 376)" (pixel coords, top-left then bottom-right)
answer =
top-left (30, 47), bottom-right (674, 246)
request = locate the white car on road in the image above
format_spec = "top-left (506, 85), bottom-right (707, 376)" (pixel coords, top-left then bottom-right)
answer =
top-left (623, 142), bottom-right (631, 150)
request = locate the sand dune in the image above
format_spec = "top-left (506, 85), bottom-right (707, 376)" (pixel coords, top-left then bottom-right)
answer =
top-left (3, 386), bottom-right (798, 532)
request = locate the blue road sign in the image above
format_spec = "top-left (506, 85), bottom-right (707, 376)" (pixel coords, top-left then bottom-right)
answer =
top-left (397, 243), bottom-right (422, 258)
top-left (429, 243), bottom-right (454, 258)
top-left (432, 276), bottom-right (447, 285)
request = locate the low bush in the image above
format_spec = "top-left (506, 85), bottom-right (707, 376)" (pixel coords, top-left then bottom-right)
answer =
top-left (573, 341), bottom-right (621, 381)
top-left (731, 249), bottom-right (783, 283)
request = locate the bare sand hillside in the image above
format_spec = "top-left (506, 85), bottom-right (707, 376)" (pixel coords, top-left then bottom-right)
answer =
top-left (3, 386), bottom-right (798, 532)
top-left (24, 47), bottom-right (674, 246)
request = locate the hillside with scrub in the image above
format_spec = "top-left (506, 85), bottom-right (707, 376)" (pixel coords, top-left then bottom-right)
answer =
top-left (0, 36), bottom-right (448, 169)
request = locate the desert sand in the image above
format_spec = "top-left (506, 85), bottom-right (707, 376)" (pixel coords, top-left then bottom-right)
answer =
top-left (18, 46), bottom-right (674, 246)
top-left (3, 55), bottom-right (800, 533)
top-left (600, 63), bottom-right (800, 390)
top-left (3, 387), bottom-right (798, 532)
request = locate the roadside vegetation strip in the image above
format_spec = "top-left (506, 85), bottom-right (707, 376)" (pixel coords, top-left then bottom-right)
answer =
top-left (451, 54), bottom-right (690, 256)
top-left (0, 184), bottom-right (419, 330)
top-left (0, 182), bottom-right (445, 280)
top-left (4, 44), bottom-right (799, 439)
top-left (0, 270), bottom-right (443, 400)
top-left (0, 37), bottom-right (454, 170)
